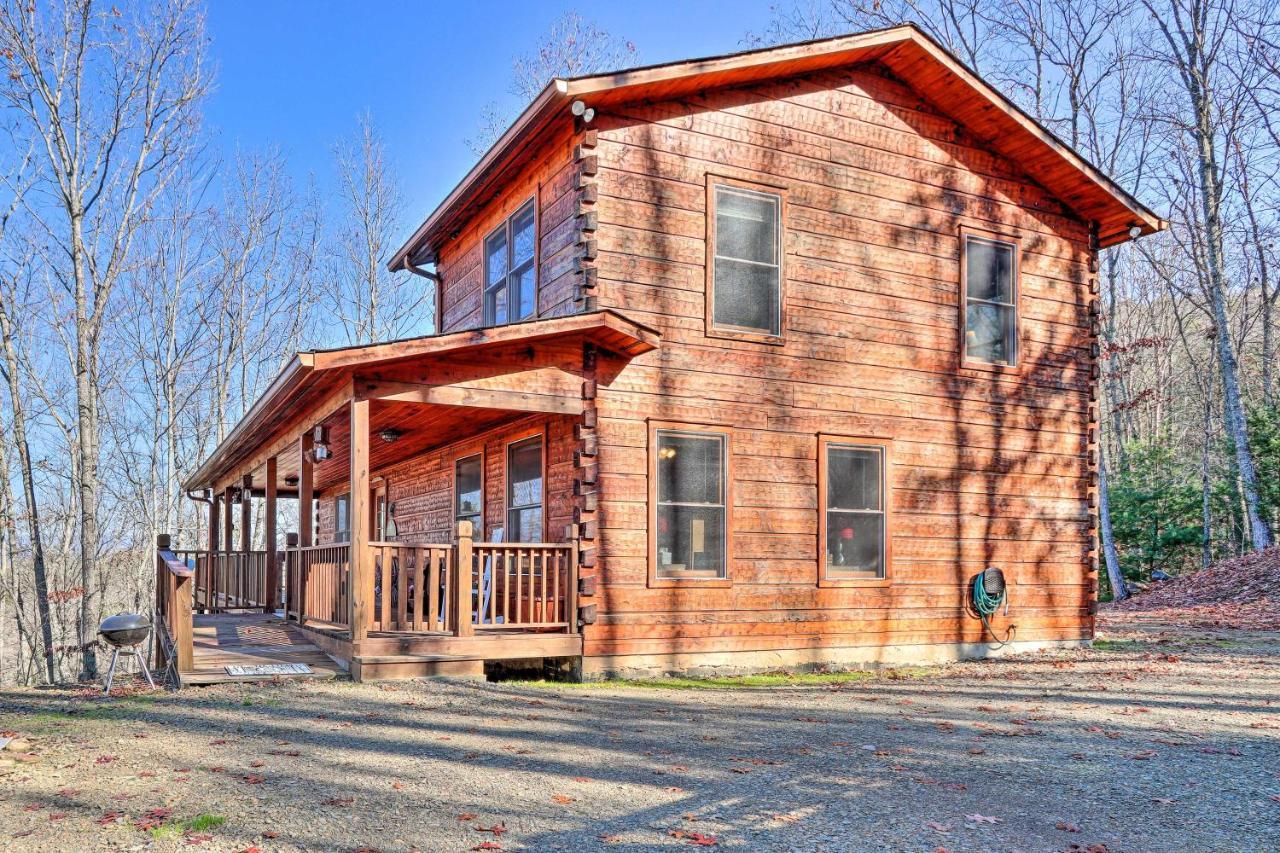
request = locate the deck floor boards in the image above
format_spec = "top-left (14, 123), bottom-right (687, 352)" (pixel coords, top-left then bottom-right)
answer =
top-left (185, 612), bottom-right (345, 686)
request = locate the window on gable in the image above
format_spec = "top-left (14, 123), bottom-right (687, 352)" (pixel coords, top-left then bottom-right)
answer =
top-left (654, 429), bottom-right (728, 581)
top-left (483, 200), bottom-right (537, 326)
top-left (820, 439), bottom-right (888, 582)
top-left (710, 183), bottom-right (783, 339)
top-left (963, 235), bottom-right (1018, 366)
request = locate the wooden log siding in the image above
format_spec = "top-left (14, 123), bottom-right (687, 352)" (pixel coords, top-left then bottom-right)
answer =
top-left (583, 60), bottom-right (1097, 667)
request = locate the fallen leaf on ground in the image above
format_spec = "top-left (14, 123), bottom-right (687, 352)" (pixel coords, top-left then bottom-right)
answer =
top-left (966, 813), bottom-right (1003, 824)
top-left (1057, 822), bottom-right (1082, 832)
top-left (925, 821), bottom-right (952, 832)
top-left (551, 794), bottom-right (575, 804)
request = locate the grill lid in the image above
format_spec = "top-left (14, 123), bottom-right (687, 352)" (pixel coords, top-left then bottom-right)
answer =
top-left (100, 613), bottom-right (151, 633)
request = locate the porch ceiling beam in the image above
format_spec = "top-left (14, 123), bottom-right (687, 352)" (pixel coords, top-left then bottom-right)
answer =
top-left (355, 379), bottom-right (585, 416)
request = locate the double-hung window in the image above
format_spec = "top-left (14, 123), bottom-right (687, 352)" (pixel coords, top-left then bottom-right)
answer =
top-left (653, 428), bottom-right (728, 581)
top-left (962, 234), bottom-right (1019, 366)
top-left (709, 181), bottom-right (783, 340)
top-left (484, 200), bottom-right (537, 326)
top-left (819, 438), bottom-right (889, 582)
top-left (506, 436), bottom-right (543, 542)
top-left (455, 454), bottom-right (483, 535)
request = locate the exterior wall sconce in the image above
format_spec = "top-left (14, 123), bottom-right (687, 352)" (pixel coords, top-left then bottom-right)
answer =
top-left (379, 428), bottom-right (403, 443)
top-left (308, 424), bottom-right (331, 463)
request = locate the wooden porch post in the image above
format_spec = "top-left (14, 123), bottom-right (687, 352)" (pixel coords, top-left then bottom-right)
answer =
top-left (297, 432), bottom-right (314, 620)
top-left (240, 473), bottom-right (253, 551)
top-left (455, 520), bottom-right (474, 637)
top-left (207, 489), bottom-right (219, 551)
top-left (222, 485), bottom-right (234, 554)
top-left (349, 398), bottom-right (371, 641)
top-left (265, 456), bottom-right (278, 611)
top-left (299, 432), bottom-right (315, 546)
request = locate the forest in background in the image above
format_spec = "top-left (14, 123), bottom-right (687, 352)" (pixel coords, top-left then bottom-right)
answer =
top-left (0, 0), bottom-right (1275, 684)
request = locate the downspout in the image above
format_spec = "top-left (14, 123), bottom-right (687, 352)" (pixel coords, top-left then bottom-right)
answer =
top-left (401, 257), bottom-right (442, 334)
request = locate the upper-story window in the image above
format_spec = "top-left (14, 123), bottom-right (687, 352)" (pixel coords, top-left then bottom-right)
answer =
top-left (484, 200), bottom-right (537, 326)
top-left (709, 181), bottom-right (783, 341)
top-left (962, 234), bottom-right (1019, 366)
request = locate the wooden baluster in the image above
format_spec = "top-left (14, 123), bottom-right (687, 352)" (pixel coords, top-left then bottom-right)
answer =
top-left (397, 548), bottom-right (409, 630)
top-left (437, 548), bottom-right (448, 633)
top-left (552, 549), bottom-right (560, 624)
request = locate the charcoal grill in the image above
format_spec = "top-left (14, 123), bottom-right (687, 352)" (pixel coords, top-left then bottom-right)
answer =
top-left (98, 613), bottom-right (157, 694)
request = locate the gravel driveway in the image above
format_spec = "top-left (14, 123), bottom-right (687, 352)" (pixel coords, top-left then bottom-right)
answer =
top-left (1, 616), bottom-right (1277, 852)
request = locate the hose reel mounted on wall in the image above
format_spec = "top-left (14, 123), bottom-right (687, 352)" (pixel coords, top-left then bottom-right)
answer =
top-left (970, 566), bottom-right (1013, 647)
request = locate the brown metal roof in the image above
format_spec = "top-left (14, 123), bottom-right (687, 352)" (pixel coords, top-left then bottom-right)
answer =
top-left (389, 24), bottom-right (1164, 269)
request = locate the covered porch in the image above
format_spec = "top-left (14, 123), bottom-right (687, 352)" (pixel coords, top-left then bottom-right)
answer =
top-left (155, 311), bottom-right (658, 683)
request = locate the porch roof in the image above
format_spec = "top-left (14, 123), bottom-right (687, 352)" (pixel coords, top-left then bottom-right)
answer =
top-left (183, 310), bottom-right (660, 493)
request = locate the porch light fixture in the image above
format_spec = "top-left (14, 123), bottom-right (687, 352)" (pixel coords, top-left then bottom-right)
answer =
top-left (308, 425), bottom-right (331, 463)
top-left (284, 475), bottom-right (299, 487)
top-left (378, 428), bottom-right (403, 444)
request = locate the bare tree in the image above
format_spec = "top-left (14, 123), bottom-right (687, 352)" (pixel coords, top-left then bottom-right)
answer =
top-left (466, 12), bottom-right (637, 155)
top-left (325, 115), bottom-right (425, 345)
top-left (1141, 0), bottom-right (1274, 550)
top-left (0, 0), bottom-right (210, 678)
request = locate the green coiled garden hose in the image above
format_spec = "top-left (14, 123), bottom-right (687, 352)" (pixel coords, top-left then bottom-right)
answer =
top-left (972, 567), bottom-right (1012, 648)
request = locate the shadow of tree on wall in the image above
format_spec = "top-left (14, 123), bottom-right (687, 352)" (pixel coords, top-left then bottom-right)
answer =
top-left (590, 57), bottom-right (1095, 673)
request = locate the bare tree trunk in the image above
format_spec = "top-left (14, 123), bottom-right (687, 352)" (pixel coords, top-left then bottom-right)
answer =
top-left (0, 301), bottom-right (55, 683)
top-left (1201, 396), bottom-right (1214, 569)
top-left (1145, 0), bottom-right (1274, 552)
top-left (1098, 449), bottom-right (1129, 600)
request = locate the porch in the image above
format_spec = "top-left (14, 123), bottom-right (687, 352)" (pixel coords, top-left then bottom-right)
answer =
top-left (155, 527), bottom-right (580, 683)
top-left (155, 312), bottom-right (659, 683)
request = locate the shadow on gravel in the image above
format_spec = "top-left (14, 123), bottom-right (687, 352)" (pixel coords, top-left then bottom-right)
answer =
top-left (2, 635), bottom-right (1278, 850)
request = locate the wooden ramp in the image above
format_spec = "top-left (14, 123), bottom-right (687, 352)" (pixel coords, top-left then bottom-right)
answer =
top-left (185, 612), bottom-right (344, 686)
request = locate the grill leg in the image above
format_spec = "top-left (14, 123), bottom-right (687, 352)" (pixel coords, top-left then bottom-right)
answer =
top-left (103, 648), bottom-right (121, 695)
top-left (135, 649), bottom-right (158, 690)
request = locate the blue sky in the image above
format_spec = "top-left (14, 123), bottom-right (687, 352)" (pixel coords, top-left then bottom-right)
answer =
top-left (203, 1), bottom-right (781, 236)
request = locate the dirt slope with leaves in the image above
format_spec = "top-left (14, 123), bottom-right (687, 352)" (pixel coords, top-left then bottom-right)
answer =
top-left (1106, 545), bottom-right (1280, 630)
top-left (0, 618), bottom-right (1278, 852)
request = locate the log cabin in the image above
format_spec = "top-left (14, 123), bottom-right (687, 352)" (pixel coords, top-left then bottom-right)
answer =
top-left (157, 24), bottom-right (1163, 684)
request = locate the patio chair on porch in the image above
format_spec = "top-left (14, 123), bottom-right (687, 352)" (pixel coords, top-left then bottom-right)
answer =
top-left (475, 528), bottom-right (504, 626)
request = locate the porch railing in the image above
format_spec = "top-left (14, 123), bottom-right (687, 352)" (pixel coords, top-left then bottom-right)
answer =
top-left (290, 543), bottom-right (352, 629)
top-left (160, 549), bottom-right (275, 613)
top-left (283, 524), bottom-right (578, 638)
top-left (470, 542), bottom-right (577, 630)
top-left (370, 543), bottom-right (452, 632)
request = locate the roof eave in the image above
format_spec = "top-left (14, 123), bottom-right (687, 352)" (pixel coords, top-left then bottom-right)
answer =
top-left (388, 79), bottom-right (570, 270)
